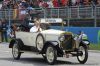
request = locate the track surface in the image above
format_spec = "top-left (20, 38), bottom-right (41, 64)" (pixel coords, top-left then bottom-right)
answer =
top-left (0, 43), bottom-right (100, 66)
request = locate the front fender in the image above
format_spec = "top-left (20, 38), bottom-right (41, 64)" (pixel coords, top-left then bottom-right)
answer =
top-left (82, 40), bottom-right (90, 45)
top-left (79, 42), bottom-right (89, 49)
top-left (41, 41), bottom-right (64, 57)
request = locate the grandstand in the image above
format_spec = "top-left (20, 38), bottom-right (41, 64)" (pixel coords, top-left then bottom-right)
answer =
top-left (0, 0), bottom-right (100, 27)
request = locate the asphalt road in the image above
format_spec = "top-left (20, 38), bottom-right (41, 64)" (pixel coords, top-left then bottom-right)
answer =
top-left (0, 43), bottom-right (100, 66)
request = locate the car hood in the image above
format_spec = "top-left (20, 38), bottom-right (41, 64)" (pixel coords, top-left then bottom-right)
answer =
top-left (41, 29), bottom-right (65, 35)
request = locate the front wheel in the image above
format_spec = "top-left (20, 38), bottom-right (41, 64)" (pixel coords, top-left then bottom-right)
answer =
top-left (77, 44), bottom-right (88, 64)
top-left (46, 45), bottom-right (57, 65)
top-left (12, 42), bottom-right (21, 60)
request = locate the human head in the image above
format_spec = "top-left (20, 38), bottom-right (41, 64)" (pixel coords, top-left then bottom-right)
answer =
top-left (33, 17), bottom-right (40, 27)
top-left (79, 31), bottom-right (84, 35)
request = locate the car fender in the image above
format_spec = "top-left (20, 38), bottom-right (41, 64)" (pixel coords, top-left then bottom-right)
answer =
top-left (79, 42), bottom-right (88, 49)
top-left (9, 39), bottom-right (16, 48)
top-left (82, 40), bottom-right (90, 45)
top-left (9, 38), bottom-right (24, 49)
top-left (41, 41), bottom-right (64, 56)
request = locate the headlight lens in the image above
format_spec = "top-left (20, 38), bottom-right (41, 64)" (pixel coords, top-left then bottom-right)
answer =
top-left (59, 35), bottom-right (65, 42)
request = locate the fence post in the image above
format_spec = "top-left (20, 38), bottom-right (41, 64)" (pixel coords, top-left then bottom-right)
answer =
top-left (50, 8), bottom-right (52, 18)
top-left (67, 6), bottom-right (70, 27)
top-left (43, 8), bottom-right (46, 18)
top-left (91, 5), bottom-right (94, 18)
top-left (58, 8), bottom-right (60, 18)
top-left (94, 6), bottom-right (97, 27)
top-left (8, 9), bottom-right (11, 29)
top-left (78, 6), bottom-right (80, 18)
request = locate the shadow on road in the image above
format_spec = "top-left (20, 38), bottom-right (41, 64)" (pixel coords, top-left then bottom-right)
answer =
top-left (0, 57), bottom-right (98, 65)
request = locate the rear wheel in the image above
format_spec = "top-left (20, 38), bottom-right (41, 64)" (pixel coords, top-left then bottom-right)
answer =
top-left (12, 41), bottom-right (21, 60)
top-left (77, 44), bottom-right (88, 64)
top-left (45, 45), bottom-right (57, 65)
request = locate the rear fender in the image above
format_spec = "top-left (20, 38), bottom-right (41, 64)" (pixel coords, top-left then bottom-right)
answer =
top-left (9, 39), bottom-right (24, 49)
top-left (9, 39), bottom-right (16, 48)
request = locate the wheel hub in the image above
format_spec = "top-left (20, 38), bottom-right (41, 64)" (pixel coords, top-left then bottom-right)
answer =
top-left (13, 44), bottom-right (19, 58)
top-left (46, 47), bottom-right (54, 63)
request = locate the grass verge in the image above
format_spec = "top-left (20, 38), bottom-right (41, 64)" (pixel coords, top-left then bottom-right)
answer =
top-left (89, 44), bottom-right (100, 50)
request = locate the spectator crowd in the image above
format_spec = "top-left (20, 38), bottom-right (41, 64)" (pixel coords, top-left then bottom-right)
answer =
top-left (1, 0), bottom-right (100, 9)
top-left (1, 0), bottom-right (100, 21)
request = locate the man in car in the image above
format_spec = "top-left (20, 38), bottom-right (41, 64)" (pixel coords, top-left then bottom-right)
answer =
top-left (78, 31), bottom-right (87, 41)
top-left (74, 31), bottom-right (87, 48)
top-left (30, 18), bottom-right (42, 32)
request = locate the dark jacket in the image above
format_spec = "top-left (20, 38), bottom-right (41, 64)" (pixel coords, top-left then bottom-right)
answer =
top-left (0, 25), bottom-right (1, 32)
top-left (1, 22), bottom-right (8, 32)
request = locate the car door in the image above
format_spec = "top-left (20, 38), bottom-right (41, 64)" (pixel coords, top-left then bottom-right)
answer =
top-left (16, 31), bottom-right (29, 46)
top-left (27, 32), bottom-right (39, 47)
top-left (16, 31), bottom-right (39, 47)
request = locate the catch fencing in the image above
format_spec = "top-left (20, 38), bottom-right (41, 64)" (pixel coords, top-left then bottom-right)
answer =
top-left (0, 6), bottom-right (100, 27)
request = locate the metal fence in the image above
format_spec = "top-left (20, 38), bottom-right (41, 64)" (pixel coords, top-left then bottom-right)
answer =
top-left (0, 6), bottom-right (100, 27)
top-left (0, 9), bottom-right (13, 19)
top-left (41, 6), bottom-right (100, 19)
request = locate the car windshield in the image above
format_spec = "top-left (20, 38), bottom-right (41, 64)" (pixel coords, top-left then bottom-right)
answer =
top-left (40, 23), bottom-right (51, 30)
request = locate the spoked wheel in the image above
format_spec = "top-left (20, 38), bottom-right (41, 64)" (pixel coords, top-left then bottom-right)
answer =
top-left (12, 42), bottom-right (21, 60)
top-left (77, 44), bottom-right (88, 64)
top-left (46, 45), bottom-right (57, 65)
top-left (36, 34), bottom-right (45, 51)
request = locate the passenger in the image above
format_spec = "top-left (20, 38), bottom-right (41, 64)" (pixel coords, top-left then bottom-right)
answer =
top-left (10, 24), bottom-right (17, 38)
top-left (78, 31), bottom-right (87, 40)
top-left (30, 18), bottom-right (42, 32)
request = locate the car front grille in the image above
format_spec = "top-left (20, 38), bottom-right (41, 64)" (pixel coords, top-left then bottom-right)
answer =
top-left (61, 34), bottom-right (75, 50)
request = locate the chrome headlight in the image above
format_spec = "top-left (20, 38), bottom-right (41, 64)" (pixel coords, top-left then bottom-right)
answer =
top-left (59, 35), bottom-right (65, 42)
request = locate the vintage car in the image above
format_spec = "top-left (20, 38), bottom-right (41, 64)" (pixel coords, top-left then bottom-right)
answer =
top-left (9, 18), bottom-right (90, 65)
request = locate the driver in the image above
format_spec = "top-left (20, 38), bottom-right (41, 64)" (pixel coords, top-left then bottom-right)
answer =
top-left (30, 18), bottom-right (42, 32)
top-left (74, 31), bottom-right (87, 48)
top-left (78, 31), bottom-right (87, 41)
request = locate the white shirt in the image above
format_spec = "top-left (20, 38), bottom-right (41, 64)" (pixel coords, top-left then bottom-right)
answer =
top-left (20, 10), bottom-right (26, 15)
top-left (78, 33), bottom-right (87, 40)
top-left (47, 1), bottom-right (53, 8)
top-left (72, 0), bottom-right (76, 4)
top-left (30, 26), bottom-right (42, 32)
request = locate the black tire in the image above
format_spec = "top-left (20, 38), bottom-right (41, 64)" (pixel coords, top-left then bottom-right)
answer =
top-left (45, 45), bottom-right (57, 65)
top-left (77, 44), bottom-right (88, 64)
top-left (36, 33), bottom-right (45, 51)
top-left (12, 41), bottom-right (21, 60)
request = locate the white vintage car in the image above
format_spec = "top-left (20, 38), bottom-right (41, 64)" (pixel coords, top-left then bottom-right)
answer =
top-left (9, 18), bottom-right (90, 65)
